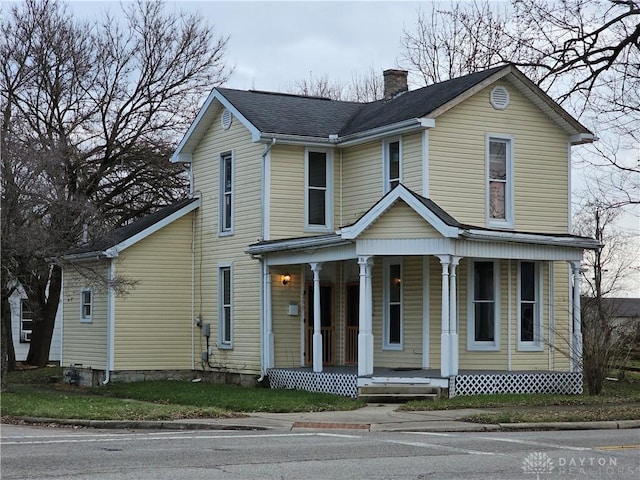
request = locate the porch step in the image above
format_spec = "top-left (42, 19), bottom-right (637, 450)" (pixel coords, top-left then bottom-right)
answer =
top-left (358, 385), bottom-right (442, 403)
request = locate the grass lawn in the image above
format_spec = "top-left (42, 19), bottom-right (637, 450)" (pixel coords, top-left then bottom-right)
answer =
top-left (1, 366), bottom-right (364, 421)
top-left (400, 370), bottom-right (640, 424)
top-left (2, 366), bottom-right (639, 424)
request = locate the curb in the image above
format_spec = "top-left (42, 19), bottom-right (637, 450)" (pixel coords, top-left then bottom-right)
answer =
top-left (6, 417), bottom-right (639, 432)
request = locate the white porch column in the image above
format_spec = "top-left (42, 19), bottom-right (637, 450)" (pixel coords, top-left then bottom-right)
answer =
top-left (437, 255), bottom-right (451, 377)
top-left (570, 261), bottom-right (583, 373)
top-left (264, 264), bottom-right (274, 369)
top-left (309, 262), bottom-right (323, 373)
top-left (449, 257), bottom-right (461, 376)
top-left (357, 256), bottom-right (374, 377)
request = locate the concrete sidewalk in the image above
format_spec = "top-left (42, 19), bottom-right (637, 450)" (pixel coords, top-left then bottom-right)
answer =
top-left (13, 404), bottom-right (640, 433)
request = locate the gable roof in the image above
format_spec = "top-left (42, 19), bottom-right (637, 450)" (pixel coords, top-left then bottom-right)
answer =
top-left (63, 197), bottom-right (200, 260)
top-left (173, 64), bottom-right (593, 161)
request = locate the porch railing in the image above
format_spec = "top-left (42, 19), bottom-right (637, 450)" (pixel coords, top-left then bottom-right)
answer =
top-left (305, 326), bottom-right (335, 365)
top-left (345, 326), bottom-right (358, 365)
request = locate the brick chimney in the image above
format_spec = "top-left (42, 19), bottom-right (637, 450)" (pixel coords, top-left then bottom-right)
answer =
top-left (383, 69), bottom-right (408, 99)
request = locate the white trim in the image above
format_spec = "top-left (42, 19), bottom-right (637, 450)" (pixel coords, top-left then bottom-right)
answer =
top-left (548, 262), bottom-right (555, 369)
top-left (262, 145), bottom-right (272, 241)
top-left (467, 259), bottom-right (500, 351)
top-left (507, 260), bottom-right (512, 370)
top-left (567, 142), bottom-right (572, 232)
top-left (517, 261), bottom-right (544, 352)
top-left (171, 89), bottom-right (261, 162)
top-left (422, 257), bottom-right (430, 368)
top-left (218, 263), bottom-right (233, 349)
top-left (104, 199), bottom-right (200, 257)
top-left (382, 136), bottom-right (402, 194)
top-left (382, 257), bottom-right (403, 350)
top-left (422, 130), bottom-right (429, 197)
top-left (106, 259), bottom-right (116, 376)
top-left (486, 134), bottom-right (514, 228)
top-left (335, 118), bottom-right (434, 147)
top-left (80, 288), bottom-right (93, 323)
top-left (304, 147), bottom-right (334, 232)
top-left (219, 150), bottom-right (235, 236)
top-left (340, 184), bottom-right (460, 240)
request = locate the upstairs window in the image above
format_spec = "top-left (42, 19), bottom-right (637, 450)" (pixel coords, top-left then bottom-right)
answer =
top-left (220, 151), bottom-right (234, 235)
top-left (518, 261), bottom-right (543, 351)
top-left (80, 288), bottom-right (92, 323)
top-left (383, 138), bottom-right (402, 193)
top-left (20, 300), bottom-right (33, 343)
top-left (305, 148), bottom-right (333, 231)
top-left (487, 135), bottom-right (513, 227)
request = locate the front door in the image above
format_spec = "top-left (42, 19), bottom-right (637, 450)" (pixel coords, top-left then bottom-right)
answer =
top-left (345, 283), bottom-right (359, 365)
top-left (305, 284), bottom-right (334, 366)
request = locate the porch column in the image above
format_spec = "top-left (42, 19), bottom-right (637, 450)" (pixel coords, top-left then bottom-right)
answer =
top-left (570, 261), bottom-right (583, 373)
top-left (449, 257), bottom-right (461, 376)
top-left (358, 256), bottom-right (374, 377)
top-left (264, 265), bottom-right (274, 369)
top-left (309, 262), bottom-right (323, 373)
top-left (437, 255), bottom-right (451, 377)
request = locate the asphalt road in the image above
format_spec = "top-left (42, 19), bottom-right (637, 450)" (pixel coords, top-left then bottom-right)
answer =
top-left (1, 424), bottom-right (638, 479)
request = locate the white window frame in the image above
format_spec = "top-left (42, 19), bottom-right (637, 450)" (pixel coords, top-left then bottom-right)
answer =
top-left (20, 299), bottom-right (33, 343)
top-left (486, 134), bottom-right (514, 228)
top-left (467, 259), bottom-right (500, 351)
top-left (304, 148), bottom-right (333, 232)
top-left (80, 288), bottom-right (93, 323)
top-left (382, 257), bottom-right (403, 350)
top-left (517, 261), bottom-right (544, 351)
top-left (219, 151), bottom-right (234, 236)
top-left (383, 137), bottom-right (402, 194)
top-left (218, 264), bottom-right (233, 349)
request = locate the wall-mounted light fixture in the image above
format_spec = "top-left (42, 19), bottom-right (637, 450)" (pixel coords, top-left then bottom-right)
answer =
top-left (282, 273), bottom-right (291, 286)
top-left (393, 277), bottom-right (402, 286)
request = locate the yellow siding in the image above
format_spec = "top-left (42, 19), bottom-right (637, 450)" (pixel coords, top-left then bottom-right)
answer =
top-left (429, 82), bottom-right (570, 233)
top-left (361, 201), bottom-right (441, 239)
top-left (113, 214), bottom-right (194, 370)
top-left (402, 132), bottom-right (423, 193)
top-left (62, 261), bottom-right (109, 368)
top-left (191, 109), bottom-right (263, 375)
top-left (272, 267), bottom-right (302, 367)
top-left (341, 142), bottom-right (383, 226)
top-left (552, 262), bottom-right (572, 371)
top-left (269, 145), bottom-right (306, 239)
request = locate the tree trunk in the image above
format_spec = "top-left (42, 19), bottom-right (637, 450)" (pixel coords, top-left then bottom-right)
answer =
top-left (1, 290), bottom-right (17, 391)
top-left (25, 266), bottom-right (62, 367)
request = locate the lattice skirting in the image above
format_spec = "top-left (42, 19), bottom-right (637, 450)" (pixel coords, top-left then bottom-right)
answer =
top-left (267, 369), bottom-right (358, 398)
top-left (449, 372), bottom-right (583, 397)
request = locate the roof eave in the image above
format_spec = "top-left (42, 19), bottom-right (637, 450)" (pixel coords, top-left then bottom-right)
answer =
top-left (462, 228), bottom-right (602, 249)
top-left (246, 234), bottom-right (350, 256)
top-left (337, 118), bottom-right (435, 147)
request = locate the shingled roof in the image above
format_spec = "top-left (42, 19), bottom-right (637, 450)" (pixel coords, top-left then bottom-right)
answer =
top-left (64, 198), bottom-right (199, 258)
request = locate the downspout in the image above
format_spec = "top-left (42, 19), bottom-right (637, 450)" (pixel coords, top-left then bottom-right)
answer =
top-left (258, 138), bottom-right (276, 381)
top-left (191, 211), bottom-right (196, 370)
top-left (103, 258), bottom-right (116, 385)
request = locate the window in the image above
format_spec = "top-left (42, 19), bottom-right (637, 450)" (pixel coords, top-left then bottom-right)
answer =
top-left (220, 152), bottom-right (234, 235)
top-left (20, 300), bottom-right (33, 343)
top-left (305, 149), bottom-right (333, 231)
top-left (383, 258), bottom-right (403, 349)
top-left (468, 260), bottom-right (500, 350)
top-left (518, 261), bottom-right (543, 351)
top-left (80, 288), bottom-right (92, 323)
top-left (487, 135), bottom-right (513, 227)
top-left (383, 138), bottom-right (401, 193)
top-left (218, 265), bottom-right (232, 348)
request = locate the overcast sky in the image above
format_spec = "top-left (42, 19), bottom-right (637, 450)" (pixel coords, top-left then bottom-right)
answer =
top-left (68, 0), bottom-right (430, 91)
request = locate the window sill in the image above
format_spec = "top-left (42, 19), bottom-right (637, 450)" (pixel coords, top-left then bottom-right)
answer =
top-left (217, 343), bottom-right (233, 350)
top-left (382, 344), bottom-right (403, 351)
top-left (218, 231), bottom-right (234, 238)
top-left (304, 225), bottom-right (332, 233)
top-left (467, 343), bottom-right (500, 352)
top-left (517, 344), bottom-right (543, 352)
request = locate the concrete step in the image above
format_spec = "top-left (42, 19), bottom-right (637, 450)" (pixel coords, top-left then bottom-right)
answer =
top-left (358, 385), bottom-right (442, 403)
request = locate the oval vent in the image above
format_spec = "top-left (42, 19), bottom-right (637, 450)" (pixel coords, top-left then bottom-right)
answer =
top-left (221, 109), bottom-right (233, 130)
top-left (490, 86), bottom-right (510, 110)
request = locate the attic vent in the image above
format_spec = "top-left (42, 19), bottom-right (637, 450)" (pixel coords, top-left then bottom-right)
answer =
top-left (221, 109), bottom-right (233, 130)
top-left (490, 86), bottom-right (510, 110)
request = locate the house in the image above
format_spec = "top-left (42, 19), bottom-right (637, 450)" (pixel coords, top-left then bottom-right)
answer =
top-left (61, 64), bottom-right (600, 396)
top-left (9, 282), bottom-right (62, 363)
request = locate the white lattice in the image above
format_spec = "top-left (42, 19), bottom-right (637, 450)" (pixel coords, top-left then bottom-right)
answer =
top-left (268, 369), bottom-right (358, 398)
top-left (450, 372), bottom-right (583, 397)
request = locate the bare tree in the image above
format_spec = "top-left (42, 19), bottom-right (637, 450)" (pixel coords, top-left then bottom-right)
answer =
top-left (1, 0), bottom-right (231, 371)
top-left (573, 178), bottom-right (639, 394)
top-left (287, 66), bottom-right (383, 102)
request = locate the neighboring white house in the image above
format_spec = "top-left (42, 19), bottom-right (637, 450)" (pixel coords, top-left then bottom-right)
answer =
top-left (9, 283), bottom-right (62, 362)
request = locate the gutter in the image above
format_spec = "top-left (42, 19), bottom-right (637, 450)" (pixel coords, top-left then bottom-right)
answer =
top-left (461, 229), bottom-right (602, 249)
